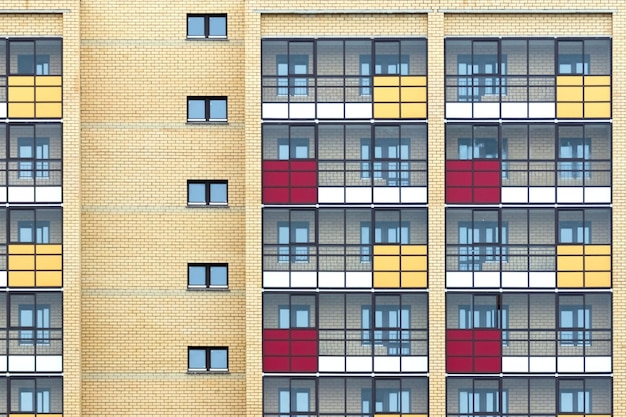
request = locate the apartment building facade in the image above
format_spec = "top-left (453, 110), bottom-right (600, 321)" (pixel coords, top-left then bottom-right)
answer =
top-left (0, 1), bottom-right (623, 416)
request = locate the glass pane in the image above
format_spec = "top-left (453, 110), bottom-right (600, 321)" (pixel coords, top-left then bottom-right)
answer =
top-left (208, 16), bottom-right (226, 37)
top-left (188, 183), bottom-right (205, 203)
top-left (187, 17), bottom-right (205, 36)
top-left (209, 183), bottom-right (227, 203)
top-left (209, 99), bottom-right (227, 119)
top-left (188, 265), bottom-right (206, 286)
top-left (188, 99), bottom-right (205, 120)
top-left (210, 349), bottom-right (227, 369)
top-left (210, 265), bottom-right (227, 286)
top-left (189, 349), bottom-right (206, 369)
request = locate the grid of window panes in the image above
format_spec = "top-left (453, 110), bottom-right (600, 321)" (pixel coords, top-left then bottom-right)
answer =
top-left (0, 377), bottom-right (63, 414)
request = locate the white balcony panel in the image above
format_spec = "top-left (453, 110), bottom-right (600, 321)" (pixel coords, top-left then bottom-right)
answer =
top-left (502, 272), bottom-right (529, 288)
top-left (0, 103), bottom-right (6, 118)
top-left (585, 187), bottom-right (611, 203)
top-left (585, 356), bottom-right (611, 373)
top-left (345, 103), bottom-right (372, 119)
top-left (473, 103), bottom-right (500, 119)
top-left (318, 271), bottom-right (345, 288)
top-left (262, 103), bottom-right (288, 119)
top-left (374, 356), bottom-right (400, 373)
top-left (501, 102), bottom-right (528, 119)
top-left (446, 272), bottom-right (473, 288)
top-left (401, 187), bottom-right (427, 203)
top-left (502, 356), bottom-right (529, 373)
top-left (317, 103), bottom-right (344, 119)
top-left (401, 356), bottom-right (428, 372)
top-left (528, 187), bottom-right (555, 203)
top-left (318, 187), bottom-right (345, 203)
top-left (446, 103), bottom-right (472, 119)
top-left (36, 186), bottom-right (62, 203)
top-left (528, 102), bottom-right (555, 119)
top-left (474, 271), bottom-right (500, 288)
top-left (0, 186), bottom-right (7, 203)
top-left (373, 187), bottom-right (400, 203)
top-left (9, 355), bottom-right (35, 372)
top-left (529, 272), bottom-right (556, 288)
top-left (318, 356), bottom-right (345, 372)
top-left (346, 356), bottom-right (372, 372)
top-left (8, 186), bottom-right (34, 203)
top-left (346, 272), bottom-right (372, 288)
top-left (501, 187), bottom-right (528, 203)
top-left (36, 355), bottom-right (62, 372)
top-left (557, 187), bottom-right (584, 203)
top-left (263, 271), bottom-right (290, 288)
top-left (289, 103), bottom-right (315, 119)
top-left (558, 356), bottom-right (585, 373)
top-left (290, 271), bottom-right (317, 288)
top-left (345, 187), bottom-right (372, 203)
top-left (0, 271), bottom-right (6, 287)
top-left (0, 355), bottom-right (5, 372)
top-left (529, 356), bottom-right (556, 373)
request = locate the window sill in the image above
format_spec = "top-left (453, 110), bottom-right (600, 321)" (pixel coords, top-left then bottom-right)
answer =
top-left (186, 120), bottom-right (229, 125)
top-left (187, 369), bottom-right (230, 374)
top-left (187, 203), bottom-right (229, 208)
top-left (187, 286), bottom-right (229, 292)
top-left (186, 36), bottom-right (228, 41)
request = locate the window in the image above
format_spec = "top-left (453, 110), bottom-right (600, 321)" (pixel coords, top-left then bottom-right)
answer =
top-left (187, 97), bottom-right (227, 122)
top-left (559, 221), bottom-right (590, 244)
top-left (188, 264), bottom-right (228, 288)
top-left (459, 389), bottom-right (507, 417)
top-left (188, 347), bottom-right (228, 371)
top-left (362, 388), bottom-right (411, 414)
top-left (277, 55), bottom-right (309, 96)
top-left (277, 138), bottom-right (310, 160)
top-left (360, 221), bottom-right (409, 263)
top-left (187, 181), bottom-right (228, 205)
top-left (558, 54), bottom-right (590, 75)
top-left (187, 14), bottom-right (227, 38)
top-left (458, 303), bottom-right (509, 344)
top-left (277, 221), bottom-right (309, 263)
top-left (279, 388), bottom-right (310, 415)
top-left (362, 305), bottom-right (410, 355)
top-left (458, 221), bottom-right (507, 271)
top-left (457, 55), bottom-right (507, 102)
top-left (18, 137), bottom-right (50, 179)
top-left (559, 138), bottom-right (591, 180)
top-left (359, 54), bottom-right (410, 95)
top-left (19, 304), bottom-right (51, 345)
top-left (18, 220), bottom-right (50, 243)
top-left (560, 388), bottom-right (591, 413)
top-left (19, 389), bottom-right (50, 413)
top-left (560, 306), bottom-right (591, 346)
top-left (9, 39), bottom-right (62, 76)
top-left (458, 138), bottom-right (499, 160)
top-left (278, 305), bottom-right (310, 328)
top-left (361, 138), bottom-right (410, 186)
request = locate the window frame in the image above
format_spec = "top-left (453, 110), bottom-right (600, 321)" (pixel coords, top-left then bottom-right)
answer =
top-left (18, 304), bottom-right (51, 346)
top-left (361, 304), bottom-right (411, 355)
top-left (187, 263), bottom-right (228, 289)
top-left (559, 305), bottom-right (592, 347)
top-left (276, 54), bottom-right (309, 97)
top-left (186, 14), bottom-right (227, 39)
top-left (187, 346), bottom-right (229, 372)
top-left (187, 180), bottom-right (228, 206)
top-left (19, 388), bottom-right (51, 413)
top-left (187, 97), bottom-right (228, 122)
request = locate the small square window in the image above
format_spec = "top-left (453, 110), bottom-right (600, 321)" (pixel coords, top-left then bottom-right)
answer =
top-left (187, 97), bottom-right (227, 122)
top-left (188, 347), bottom-right (228, 372)
top-left (188, 263), bottom-right (228, 288)
top-left (187, 180), bottom-right (228, 205)
top-left (187, 14), bottom-right (227, 38)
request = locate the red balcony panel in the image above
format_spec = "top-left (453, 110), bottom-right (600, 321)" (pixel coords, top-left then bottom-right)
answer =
top-left (263, 355), bottom-right (290, 372)
top-left (474, 329), bottom-right (502, 341)
top-left (263, 160), bottom-right (290, 171)
top-left (264, 340), bottom-right (290, 356)
top-left (263, 170), bottom-right (290, 187)
top-left (263, 329), bottom-right (290, 340)
top-left (290, 160), bottom-right (317, 171)
top-left (290, 188), bottom-right (317, 203)
top-left (291, 329), bottom-right (318, 340)
top-left (447, 187), bottom-right (473, 203)
top-left (291, 356), bottom-right (318, 372)
top-left (447, 170), bottom-right (473, 186)
top-left (473, 160), bottom-right (501, 172)
top-left (473, 171), bottom-right (501, 187)
top-left (446, 160), bottom-right (473, 171)
top-left (447, 356), bottom-right (473, 373)
top-left (291, 171), bottom-right (317, 187)
top-left (291, 340), bottom-right (318, 356)
top-left (447, 329), bottom-right (473, 340)
top-left (263, 187), bottom-right (290, 204)
top-left (474, 356), bottom-right (502, 373)
top-left (447, 340), bottom-right (473, 356)
top-left (473, 187), bottom-right (500, 203)
top-left (474, 340), bottom-right (502, 356)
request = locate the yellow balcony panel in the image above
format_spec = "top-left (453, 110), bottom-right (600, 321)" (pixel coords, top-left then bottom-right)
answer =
top-left (10, 414), bottom-right (36, 417)
top-left (584, 86), bottom-right (610, 102)
top-left (36, 102), bottom-right (62, 118)
top-left (8, 271), bottom-right (35, 287)
top-left (35, 75), bottom-right (62, 86)
top-left (36, 254), bottom-right (62, 270)
top-left (374, 245), bottom-right (401, 255)
top-left (557, 75), bottom-right (583, 86)
top-left (402, 255), bottom-right (427, 271)
top-left (8, 86), bottom-right (34, 102)
top-left (36, 270), bottom-right (62, 287)
top-left (400, 76), bottom-right (427, 87)
top-left (374, 271), bottom-right (400, 288)
top-left (373, 76), bottom-right (400, 87)
top-left (585, 255), bottom-right (610, 271)
top-left (557, 245), bottom-right (584, 255)
top-left (401, 86), bottom-right (427, 102)
top-left (36, 244), bottom-right (62, 255)
top-left (8, 254), bottom-right (35, 270)
top-left (584, 102), bottom-right (610, 119)
top-left (8, 102), bottom-right (35, 118)
top-left (374, 86), bottom-right (400, 102)
top-left (557, 415), bottom-right (583, 417)
top-left (401, 271), bottom-right (427, 288)
top-left (557, 271), bottom-right (584, 288)
top-left (374, 414), bottom-right (399, 417)
top-left (585, 271), bottom-right (611, 288)
top-left (401, 103), bottom-right (426, 119)
top-left (557, 255), bottom-right (584, 271)
top-left (374, 255), bottom-right (400, 271)
top-left (584, 75), bottom-right (611, 86)
top-left (557, 86), bottom-right (583, 102)
top-left (557, 102), bottom-right (583, 119)
top-left (9, 244), bottom-right (35, 254)
top-left (36, 86), bottom-right (62, 102)
top-left (401, 245), bottom-right (427, 255)
top-left (374, 103), bottom-right (400, 119)
top-left (8, 75), bottom-right (34, 86)
top-left (584, 245), bottom-right (611, 255)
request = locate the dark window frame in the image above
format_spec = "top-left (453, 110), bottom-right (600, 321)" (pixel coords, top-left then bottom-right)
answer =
top-left (187, 96), bottom-right (228, 122)
top-left (187, 180), bottom-right (228, 206)
top-left (186, 14), bottom-right (227, 39)
top-left (187, 346), bottom-right (229, 372)
top-left (187, 263), bottom-right (228, 289)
